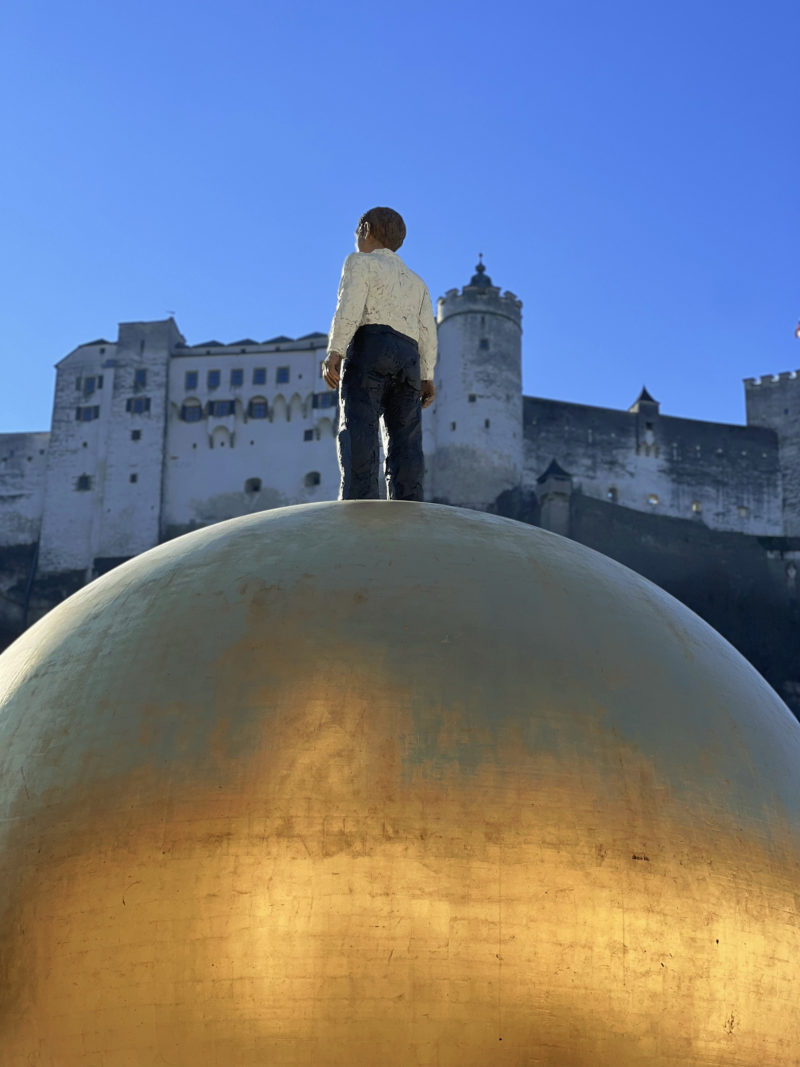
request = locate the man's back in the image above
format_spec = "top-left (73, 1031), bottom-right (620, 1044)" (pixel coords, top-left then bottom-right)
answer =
top-left (328, 247), bottom-right (436, 380)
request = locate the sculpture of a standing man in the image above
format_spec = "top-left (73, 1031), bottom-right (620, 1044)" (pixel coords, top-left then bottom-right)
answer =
top-left (322, 207), bottom-right (437, 500)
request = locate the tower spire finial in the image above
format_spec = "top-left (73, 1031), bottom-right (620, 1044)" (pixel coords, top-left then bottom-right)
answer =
top-left (469, 254), bottom-right (492, 287)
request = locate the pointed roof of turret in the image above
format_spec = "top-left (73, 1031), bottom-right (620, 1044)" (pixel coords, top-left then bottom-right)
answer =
top-left (468, 253), bottom-right (493, 288)
top-left (629, 386), bottom-right (660, 414)
top-left (537, 458), bottom-right (572, 484)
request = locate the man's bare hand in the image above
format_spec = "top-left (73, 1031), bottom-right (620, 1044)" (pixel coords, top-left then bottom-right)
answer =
top-left (323, 352), bottom-right (342, 390)
top-left (421, 380), bottom-right (436, 409)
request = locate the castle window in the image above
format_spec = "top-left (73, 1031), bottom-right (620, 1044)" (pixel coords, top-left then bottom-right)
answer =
top-left (607, 487), bottom-right (618, 502)
top-left (231, 368), bottom-right (244, 387)
top-left (738, 505), bottom-right (750, 518)
top-left (248, 397), bottom-right (268, 419)
top-left (303, 429), bottom-right (314, 441)
top-left (245, 477), bottom-right (261, 493)
top-left (207, 369), bottom-right (221, 390)
top-left (468, 394), bottom-right (477, 403)
top-left (129, 473), bottom-right (138, 483)
top-left (76, 474), bottom-right (92, 491)
top-left (83, 376), bottom-right (96, 396)
top-left (451, 421), bottom-right (456, 431)
top-left (75, 377), bottom-right (82, 391)
top-left (209, 399), bottom-right (235, 417)
top-left (134, 369), bottom-right (147, 388)
top-left (692, 501), bottom-right (702, 514)
top-left (75, 405), bottom-right (100, 421)
top-left (185, 370), bottom-right (198, 390)
top-left (304, 471), bottom-right (321, 487)
top-left (479, 339), bottom-right (489, 351)
top-left (276, 366), bottom-right (290, 384)
top-left (648, 493), bottom-right (659, 506)
top-left (485, 419), bottom-right (490, 428)
top-left (312, 391), bottom-right (337, 409)
top-left (181, 398), bottom-right (203, 422)
top-left (131, 429), bottom-right (141, 440)
top-left (126, 397), bottom-right (150, 414)
top-left (253, 367), bottom-right (267, 385)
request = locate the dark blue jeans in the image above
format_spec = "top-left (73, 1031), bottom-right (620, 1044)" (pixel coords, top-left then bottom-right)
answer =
top-left (337, 324), bottom-right (424, 501)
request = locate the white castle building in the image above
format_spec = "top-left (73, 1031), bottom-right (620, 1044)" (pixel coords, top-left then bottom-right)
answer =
top-left (2, 259), bottom-right (799, 589)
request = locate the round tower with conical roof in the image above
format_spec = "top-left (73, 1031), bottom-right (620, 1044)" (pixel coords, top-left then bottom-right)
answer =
top-left (427, 257), bottom-right (523, 508)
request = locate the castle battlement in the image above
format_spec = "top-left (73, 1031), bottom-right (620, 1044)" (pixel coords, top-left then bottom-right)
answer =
top-left (744, 370), bottom-right (800, 387)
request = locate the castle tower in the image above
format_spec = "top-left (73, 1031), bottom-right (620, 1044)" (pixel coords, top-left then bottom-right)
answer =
top-left (744, 371), bottom-right (800, 535)
top-left (428, 258), bottom-right (523, 508)
top-left (38, 319), bottom-right (183, 576)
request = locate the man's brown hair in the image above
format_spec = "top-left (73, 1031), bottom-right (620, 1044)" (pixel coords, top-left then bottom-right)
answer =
top-left (356, 207), bottom-right (406, 251)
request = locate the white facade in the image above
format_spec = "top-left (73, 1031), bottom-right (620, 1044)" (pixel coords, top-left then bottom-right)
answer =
top-left (163, 336), bottom-right (340, 536)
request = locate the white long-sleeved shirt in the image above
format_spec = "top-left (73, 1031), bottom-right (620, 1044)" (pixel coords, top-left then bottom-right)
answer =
top-left (327, 248), bottom-right (438, 379)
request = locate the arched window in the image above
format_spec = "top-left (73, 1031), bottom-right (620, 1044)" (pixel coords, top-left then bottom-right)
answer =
top-left (304, 471), bottom-right (321, 488)
top-left (180, 398), bottom-right (203, 422)
top-left (248, 396), bottom-right (268, 419)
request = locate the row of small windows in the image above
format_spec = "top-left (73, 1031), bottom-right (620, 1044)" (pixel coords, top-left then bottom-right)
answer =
top-left (186, 367), bottom-right (291, 391)
top-left (245, 472), bottom-right (321, 491)
top-left (180, 392), bottom-right (336, 421)
top-left (76, 471), bottom-right (321, 491)
top-left (605, 487), bottom-right (751, 518)
top-left (75, 397), bottom-right (153, 420)
top-left (75, 370), bottom-right (147, 393)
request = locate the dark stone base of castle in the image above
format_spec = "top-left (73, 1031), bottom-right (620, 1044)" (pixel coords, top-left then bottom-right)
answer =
top-left (566, 493), bottom-right (800, 721)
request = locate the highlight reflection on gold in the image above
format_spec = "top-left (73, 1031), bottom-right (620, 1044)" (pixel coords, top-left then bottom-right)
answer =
top-left (1, 502), bottom-right (799, 1066)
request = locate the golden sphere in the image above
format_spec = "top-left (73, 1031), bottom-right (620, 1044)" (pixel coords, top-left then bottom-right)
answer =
top-left (1, 502), bottom-right (799, 1066)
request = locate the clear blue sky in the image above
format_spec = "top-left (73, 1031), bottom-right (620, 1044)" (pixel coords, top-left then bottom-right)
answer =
top-left (1, 0), bottom-right (798, 433)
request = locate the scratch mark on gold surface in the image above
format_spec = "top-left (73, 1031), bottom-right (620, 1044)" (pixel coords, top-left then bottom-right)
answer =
top-left (121, 880), bottom-right (141, 907)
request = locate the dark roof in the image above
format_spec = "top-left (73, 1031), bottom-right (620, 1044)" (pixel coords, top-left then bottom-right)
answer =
top-left (468, 254), bottom-right (493, 288)
top-left (78, 338), bottom-right (111, 348)
top-left (537, 458), bottom-right (572, 483)
top-left (629, 386), bottom-right (660, 414)
top-left (197, 339), bottom-right (223, 347)
top-left (231, 338), bottom-right (259, 346)
top-left (263, 335), bottom-right (294, 343)
top-left (298, 331), bottom-right (328, 340)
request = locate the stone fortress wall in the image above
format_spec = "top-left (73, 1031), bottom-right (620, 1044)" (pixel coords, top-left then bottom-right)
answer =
top-left (1, 260), bottom-right (798, 713)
